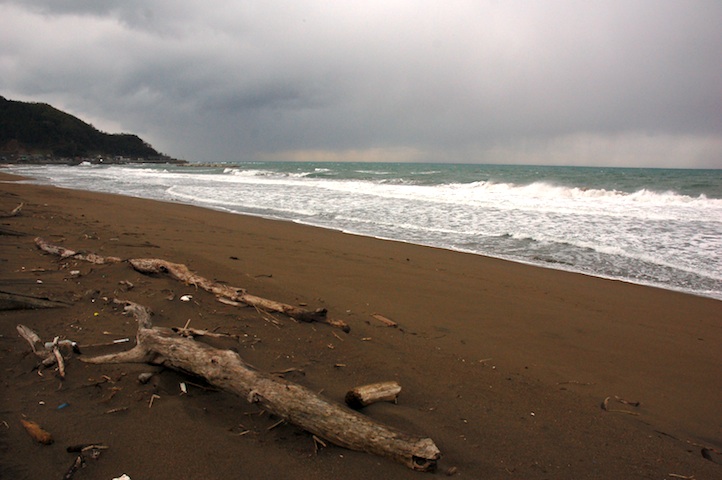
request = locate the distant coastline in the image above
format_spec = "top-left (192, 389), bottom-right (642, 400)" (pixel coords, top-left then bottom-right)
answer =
top-left (0, 96), bottom-right (187, 165)
top-left (1, 151), bottom-right (187, 166)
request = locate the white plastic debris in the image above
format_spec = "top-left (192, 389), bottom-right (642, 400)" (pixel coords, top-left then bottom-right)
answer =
top-left (180, 294), bottom-right (192, 302)
top-left (112, 475), bottom-right (131, 480)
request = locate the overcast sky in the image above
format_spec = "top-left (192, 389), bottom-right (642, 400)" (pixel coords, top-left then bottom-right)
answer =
top-left (1, 1), bottom-right (721, 167)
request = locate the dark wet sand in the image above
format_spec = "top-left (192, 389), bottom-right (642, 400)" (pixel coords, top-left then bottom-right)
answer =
top-left (1, 172), bottom-right (721, 479)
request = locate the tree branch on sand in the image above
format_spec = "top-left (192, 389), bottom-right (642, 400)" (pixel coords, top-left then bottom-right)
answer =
top-left (34, 237), bottom-right (348, 331)
top-left (81, 300), bottom-right (440, 471)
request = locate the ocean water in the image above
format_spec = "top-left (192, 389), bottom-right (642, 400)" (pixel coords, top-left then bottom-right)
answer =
top-left (4, 161), bottom-right (722, 300)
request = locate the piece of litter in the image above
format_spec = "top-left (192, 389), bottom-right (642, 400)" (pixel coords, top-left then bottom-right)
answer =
top-left (180, 382), bottom-right (187, 394)
top-left (180, 295), bottom-right (192, 302)
top-left (57, 403), bottom-right (69, 410)
top-left (112, 475), bottom-right (132, 480)
top-left (113, 338), bottom-right (130, 344)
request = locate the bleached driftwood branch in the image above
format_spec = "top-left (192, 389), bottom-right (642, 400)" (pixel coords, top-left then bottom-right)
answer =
top-left (127, 258), bottom-right (347, 330)
top-left (82, 301), bottom-right (440, 471)
top-left (34, 237), bottom-right (348, 331)
top-left (34, 237), bottom-right (122, 264)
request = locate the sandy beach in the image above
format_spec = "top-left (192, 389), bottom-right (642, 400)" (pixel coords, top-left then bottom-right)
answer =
top-left (1, 171), bottom-right (720, 479)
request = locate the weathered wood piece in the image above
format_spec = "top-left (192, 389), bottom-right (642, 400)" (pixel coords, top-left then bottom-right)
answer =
top-left (371, 313), bottom-right (398, 328)
top-left (0, 290), bottom-right (71, 310)
top-left (34, 237), bottom-right (349, 331)
top-left (83, 301), bottom-right (440, 471)
top-left (0, 202), bottom-right (23, 218)
top-left (16, 324), bottom-right (44, 354)
top-left (345, 381), bottom-right (402, 409)
top-left (127, 258), bottom-right (344, 327)
top-left (17, 324), bottom-right (72, 375)
top-left (35, 237), bottom-right (122, 264)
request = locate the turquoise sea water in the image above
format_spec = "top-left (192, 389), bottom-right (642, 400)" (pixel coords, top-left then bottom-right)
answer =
top-left (4, 162), bottom-right (722, 300)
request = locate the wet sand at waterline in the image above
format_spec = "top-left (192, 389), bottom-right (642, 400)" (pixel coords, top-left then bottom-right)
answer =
top-left (1, 172), bottom-right (720, 479)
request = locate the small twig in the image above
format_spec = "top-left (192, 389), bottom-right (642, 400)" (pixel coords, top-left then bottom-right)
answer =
top-left (271, 367), bottom-right (304, 376)
top-left (371, 313), bottom-right (398, 328)
top-left (104, 407), bottom-right (129, 414)
top-left (254, 305), bottom-right (282, 328)
top-left (184, 380), bottom-right (218, 392)
top-left (313, 434), bottom-right (327, 453)
top-left (148, 394), bottom-right (160, 408)
top-left (173, 326), bottom-right (236, 340)
top-left (66, 444), bottom-right (109, 453)
top-left (52, 336), bottom-right (65, 379)
top-left (101, 387), bottom-right (122, 403)
top-left (267, 419), bottom-right (285, 431)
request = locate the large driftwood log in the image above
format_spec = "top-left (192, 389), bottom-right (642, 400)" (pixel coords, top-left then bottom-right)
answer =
top-left (83, 301), bottom-right (440, 471)
top-left (34, 237), bottom-right (348, 331)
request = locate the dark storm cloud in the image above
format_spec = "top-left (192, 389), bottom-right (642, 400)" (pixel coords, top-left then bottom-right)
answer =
top-left (1, 1), bottom-right (720, 166)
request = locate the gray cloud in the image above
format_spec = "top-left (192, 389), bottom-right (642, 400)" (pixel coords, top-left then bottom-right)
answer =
top-left (1, 0), bottom-right (720, 167)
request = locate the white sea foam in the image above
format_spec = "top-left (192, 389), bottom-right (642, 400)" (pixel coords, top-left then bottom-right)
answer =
top-left (5, 162), bottom-right (721, 300)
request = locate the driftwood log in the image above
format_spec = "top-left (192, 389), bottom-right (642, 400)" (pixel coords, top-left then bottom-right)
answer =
top-left (345, 381), bottom-right (402, 409)
top-left (33, 237), bottom-right (122, 264)
top-left (0, 291), bottom-right (71, 310)
top-left (82, 301), bottom-right (440, 471)
top-left (127, 258), bottom-right (347, 330)
top-left (34, 237), bottom-right (348, 331)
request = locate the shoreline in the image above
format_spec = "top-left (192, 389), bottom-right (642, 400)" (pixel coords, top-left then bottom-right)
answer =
top-left (4, 169), bottom-right (720, 302)
top-left (1, 172), bottom-right (721, 478)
